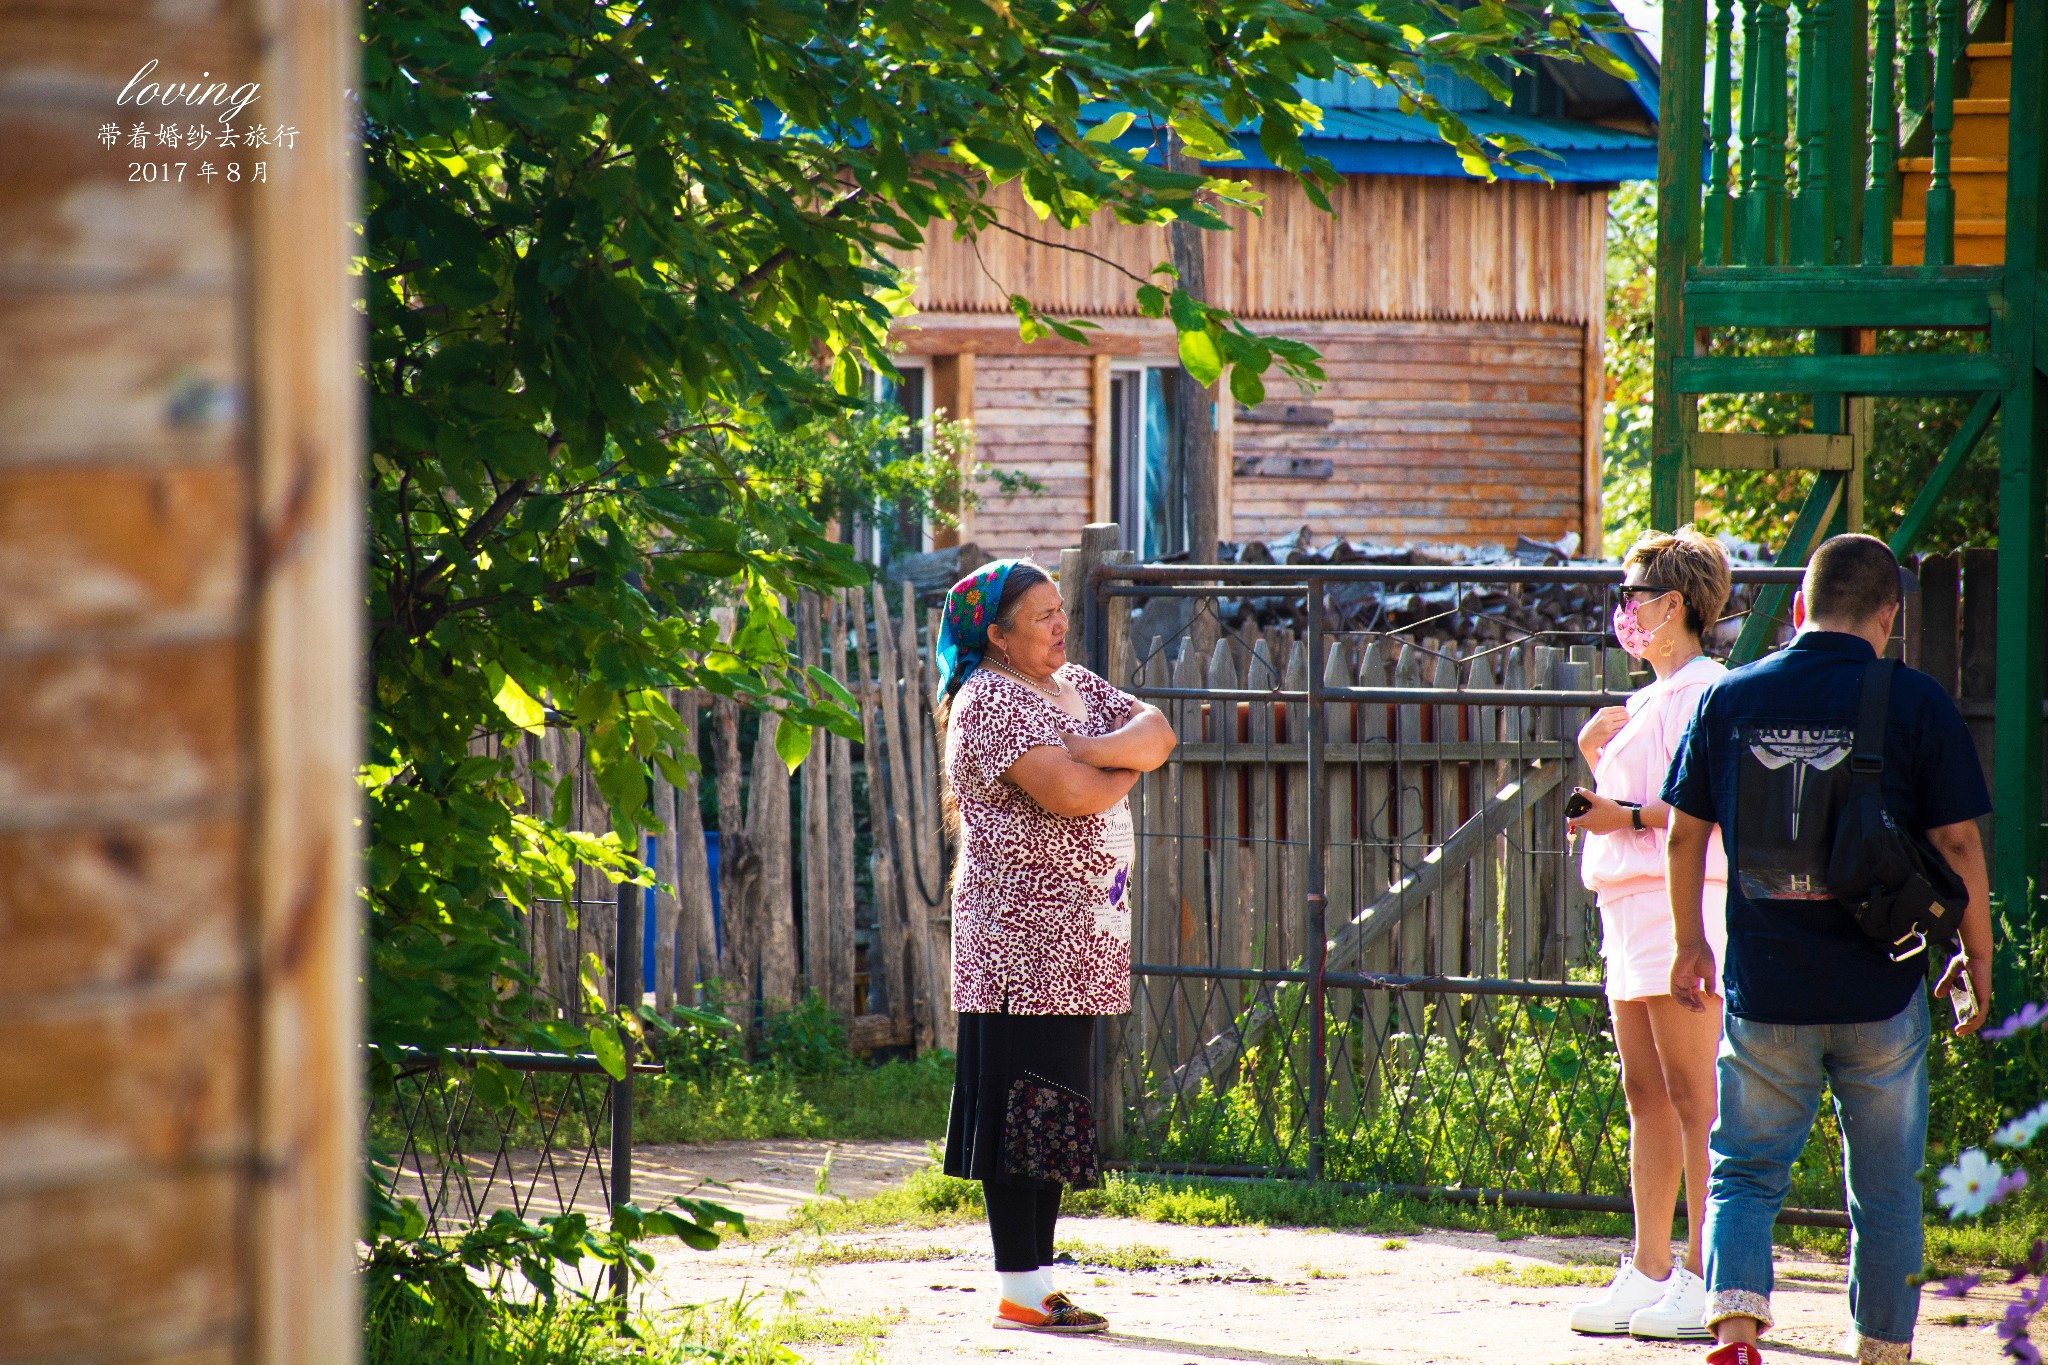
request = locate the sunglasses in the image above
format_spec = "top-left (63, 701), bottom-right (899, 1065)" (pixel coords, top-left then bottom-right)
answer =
top-left (1611, 583), bottom-right (1679, 602)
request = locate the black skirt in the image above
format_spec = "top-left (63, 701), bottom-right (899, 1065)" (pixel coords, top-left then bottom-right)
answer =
top-left (942, 1011), bottom-right (1098, 1188)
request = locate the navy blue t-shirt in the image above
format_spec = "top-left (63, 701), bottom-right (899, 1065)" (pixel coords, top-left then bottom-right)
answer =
top-left (1662, 631), bottom-right (1990, 1024)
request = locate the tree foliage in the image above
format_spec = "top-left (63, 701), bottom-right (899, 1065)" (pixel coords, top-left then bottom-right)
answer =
top-left (360, 0), bottom-right (1636, 1065)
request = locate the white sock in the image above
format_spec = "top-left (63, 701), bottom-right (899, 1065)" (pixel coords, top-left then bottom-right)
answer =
top-left (997, 1268), bottom-right (1054, 1306)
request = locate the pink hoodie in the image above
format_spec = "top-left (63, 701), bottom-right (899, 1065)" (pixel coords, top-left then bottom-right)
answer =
top-left (1579, 654), bottom-right (1730, 900)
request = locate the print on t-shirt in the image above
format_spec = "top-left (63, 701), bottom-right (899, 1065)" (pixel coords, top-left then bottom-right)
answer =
top-left (1094, 802), bottom-right (1134, 944)
top-left (1734, 720), bottom-right (1854, 900)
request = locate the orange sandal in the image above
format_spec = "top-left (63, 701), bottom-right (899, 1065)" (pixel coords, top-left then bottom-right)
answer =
top-left (993, 1292), bottom-right (1110, 1334)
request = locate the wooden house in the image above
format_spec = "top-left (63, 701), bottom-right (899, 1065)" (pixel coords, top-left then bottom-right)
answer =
top-left (884, 45), bottom-right (1658, 562)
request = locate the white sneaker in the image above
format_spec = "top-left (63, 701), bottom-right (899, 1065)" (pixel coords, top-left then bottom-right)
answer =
top-left (1569, 1258), bottom-right (1673, 1335)
top-left (1629, 1266), bottom-right (1711, 1340)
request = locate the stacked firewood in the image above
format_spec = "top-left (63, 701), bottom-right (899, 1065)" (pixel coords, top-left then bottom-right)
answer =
top-left (1132, 526), bottom-right (1776, 652)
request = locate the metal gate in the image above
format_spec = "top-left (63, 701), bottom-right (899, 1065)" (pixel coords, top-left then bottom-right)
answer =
top-left (1088, 558), bottom-right (1852, 1225)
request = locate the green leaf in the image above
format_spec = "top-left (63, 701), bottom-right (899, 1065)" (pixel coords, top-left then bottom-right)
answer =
top-left (772, 715), bottom-right (813, 772)
top-left (491, 671), bottom-right (548, 737)
top-left (805, 664), bottom-right (857, 710)
top-left (1585, 45), bottom-right (1639, 81)
top-left (1083, 111), bottom-right (1136, 144)
top-left (589, 1024), bottom-right (627, 1081)
top-left (1229, 364), bottom-right (1266, 408)
top-left (1176, 328), bottom-right (1224, 388)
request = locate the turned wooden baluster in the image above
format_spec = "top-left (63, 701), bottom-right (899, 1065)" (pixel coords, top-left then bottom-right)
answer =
top-left (1761, 0), bottom-right (1792, 262)
top-left (1705, 0), bottom-right (1737, 264)
top-left (1925, 0), bottom-right (1958, 264)
top-left (1863, 0), bottom-right (1901, 264)
top-left (1903, 0), bottom-right (1930, 111)
top-left (1794, 0), bottom-right (1831, 262)
top-left (1739, 0), bottom-right (1775, 262)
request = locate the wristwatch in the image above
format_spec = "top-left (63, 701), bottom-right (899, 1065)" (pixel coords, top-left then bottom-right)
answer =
top-left (1621, 801), bottom-right (1645, 832)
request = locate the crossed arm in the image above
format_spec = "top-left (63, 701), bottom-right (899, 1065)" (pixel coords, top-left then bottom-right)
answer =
top-left (1002, 702), bottom-right (1177, 819)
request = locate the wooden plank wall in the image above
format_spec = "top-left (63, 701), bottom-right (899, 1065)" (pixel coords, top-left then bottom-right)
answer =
top-left (1229, 321), bottom-right (1592, 546)
top-left (970, 354), bottom-right (1100, 560)
top-left (894, 171), bottom-right (1610, 557)
top-left (0, 2), bottom-right (361, 1361)
top-left (901, 172), bottom-right (1606, 325)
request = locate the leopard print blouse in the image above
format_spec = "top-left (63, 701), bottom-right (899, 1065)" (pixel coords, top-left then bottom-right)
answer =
top-left (946, 663), bottom-right (1137, 1016)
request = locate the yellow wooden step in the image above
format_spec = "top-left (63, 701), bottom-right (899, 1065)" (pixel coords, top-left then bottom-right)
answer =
top-left (1897, 156), bottom-right (2008, 219)
top-left (1950, 99), bottom-right (2010, 158)
top-left (1966, 42), bottom-right (2011, 99)
top-left (1890, 217), bottom-right (2005, 265)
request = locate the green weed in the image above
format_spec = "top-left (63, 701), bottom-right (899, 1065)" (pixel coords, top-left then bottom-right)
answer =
top-left (786, 1241), bottom-right (958, 1267)
top-left (1054, 1239), bottom-right (1209, 1273)
top-left (1467, 1258), bottom-right (1615, 1289)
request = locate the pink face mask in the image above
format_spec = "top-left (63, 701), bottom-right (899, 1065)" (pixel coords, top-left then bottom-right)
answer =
top-left (1612, 599), bottom-right (1659, 659)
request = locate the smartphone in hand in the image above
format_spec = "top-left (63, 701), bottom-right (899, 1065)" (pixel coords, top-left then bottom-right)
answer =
top-left (1949, 973), bottom-right (1978, 1024)
top-left (1564, 790), bottom-right (1594, 821)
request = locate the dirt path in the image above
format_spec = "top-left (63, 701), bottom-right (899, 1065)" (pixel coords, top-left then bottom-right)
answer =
top-left (644, 1142), bottom-right (2010, 1365)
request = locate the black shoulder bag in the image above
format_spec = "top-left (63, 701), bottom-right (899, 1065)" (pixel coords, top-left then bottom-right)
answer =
top-left (1822, 658), bottom-right (1968, 962)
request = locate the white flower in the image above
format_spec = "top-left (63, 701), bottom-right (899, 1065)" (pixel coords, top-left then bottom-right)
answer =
top-left (1994, 1100), bottom-right (2048, 1150)
top-left (1938, 1149), bottom-right (2008, 1218)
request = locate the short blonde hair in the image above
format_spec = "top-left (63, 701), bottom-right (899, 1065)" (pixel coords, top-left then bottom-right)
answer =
top-left (1622, 525), bottom-right (1732, 638)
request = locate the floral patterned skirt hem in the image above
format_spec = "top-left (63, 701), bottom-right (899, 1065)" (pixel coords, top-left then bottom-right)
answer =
top-left (942, 1011), bottom-right (1099, 1188)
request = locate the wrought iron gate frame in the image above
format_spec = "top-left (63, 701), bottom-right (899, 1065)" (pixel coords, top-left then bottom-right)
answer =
top-left (1087, 559), bottom-right (1850, 1228)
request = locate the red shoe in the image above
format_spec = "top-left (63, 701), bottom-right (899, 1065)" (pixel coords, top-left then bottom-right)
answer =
top-left (1706, 1343), bottom-right (1763, 1365)
top-left (993, 1292), bottom-right (1110, 1334)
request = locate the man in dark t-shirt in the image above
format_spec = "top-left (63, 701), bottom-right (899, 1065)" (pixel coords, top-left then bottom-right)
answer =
top-left (1661, 535), bottom-right (1993, 1365)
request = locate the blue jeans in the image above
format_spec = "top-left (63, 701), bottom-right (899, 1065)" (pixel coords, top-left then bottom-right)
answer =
top-left (1703, 984), bottom-right (1930, 1359)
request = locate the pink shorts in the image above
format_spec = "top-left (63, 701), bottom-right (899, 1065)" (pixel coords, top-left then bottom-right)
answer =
top-left (1598, 883), bottom-right (1728, 1002)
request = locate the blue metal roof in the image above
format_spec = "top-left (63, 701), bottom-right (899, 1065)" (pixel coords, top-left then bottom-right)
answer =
top-left (1276, 107), bottom-right (1656, 183)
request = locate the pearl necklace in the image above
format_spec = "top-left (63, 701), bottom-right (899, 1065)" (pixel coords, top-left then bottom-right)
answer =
top-left (992, 659), bottom-right (1065, 699)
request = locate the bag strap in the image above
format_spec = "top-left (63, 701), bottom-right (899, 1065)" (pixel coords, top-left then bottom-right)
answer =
top-left (1851, 657), bottom-right (1896, 781)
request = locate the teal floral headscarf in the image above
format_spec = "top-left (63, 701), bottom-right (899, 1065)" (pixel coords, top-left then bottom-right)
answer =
top-left (935, 559), bottom-right (1023, 701)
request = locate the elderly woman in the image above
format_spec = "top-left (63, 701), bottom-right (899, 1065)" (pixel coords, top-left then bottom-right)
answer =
top-left (935, 558), bottom-right (1176, 1335)
top-left (1565, 526), bottom-right (1733, 1342)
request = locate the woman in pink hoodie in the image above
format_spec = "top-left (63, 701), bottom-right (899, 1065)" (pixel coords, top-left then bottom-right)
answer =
top-left (1565, 527), bottom-right (1732, 1343)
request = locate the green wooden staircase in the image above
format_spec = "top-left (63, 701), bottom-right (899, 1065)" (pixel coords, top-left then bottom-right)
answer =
top-left (1650, 0), bottom-right (2045, 991)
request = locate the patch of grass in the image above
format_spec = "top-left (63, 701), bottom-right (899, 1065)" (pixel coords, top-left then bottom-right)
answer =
top-left (786, 1241), bottom-right (958, 1268)
top-left (1934, 1312), bottom-right (1972, 1328)
top-left (1381, 1238), bottom-right (1407, 1250)
top-left (366, 1292), bottom-right (811, 1365)
top-left (1055, 1240), bottom-right (1209, 1273)
top-left (768, 1307), bottom-right (902, 1348)
top-left (633, 1054), bottom-right (952, 1145)
top-left (756, 1160), bottom-right (985, 1239)
top-left (1467, 1258), bottom-right (1616, 1289)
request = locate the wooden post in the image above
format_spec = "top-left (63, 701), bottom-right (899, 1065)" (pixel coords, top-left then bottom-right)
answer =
top-left (850, 587), bottom-right (906, 1034)
top-left (1651, 0), bottom-right (1707, 528)
top-left (673, 690), bottom-right (718, 1000)
top-left (653, 769), bottom-right (681, 1013)
top-left (1993, 0), bottom-right (2047, 968)
top-left (825, 596), bottom-right (860, 1020)
top-left (1090, 354), bottom-right (1114, 523)
top-left (748, 706), bottom-right (797, 1010)
top-left (0, 0), bottom-right (362, 1356)
top-left (1165, 136), bottom-right (1219, 566)
top-left (798, 593), bottom-right (830, 1001)
top-left (1582, 188), bottom-right (1609, 559)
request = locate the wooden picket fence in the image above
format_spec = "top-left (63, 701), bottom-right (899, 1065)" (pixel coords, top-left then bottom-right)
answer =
top-left (489, 541), bottom-right (2040, 1071)
top-left (505, 580), bottom-right (956, 1053)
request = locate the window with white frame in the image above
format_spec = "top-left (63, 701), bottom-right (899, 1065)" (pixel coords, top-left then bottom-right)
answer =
top-left (1109, 365), bottom-right (1185, 562)
top-left (851, 361), bottom-right (932, 566)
